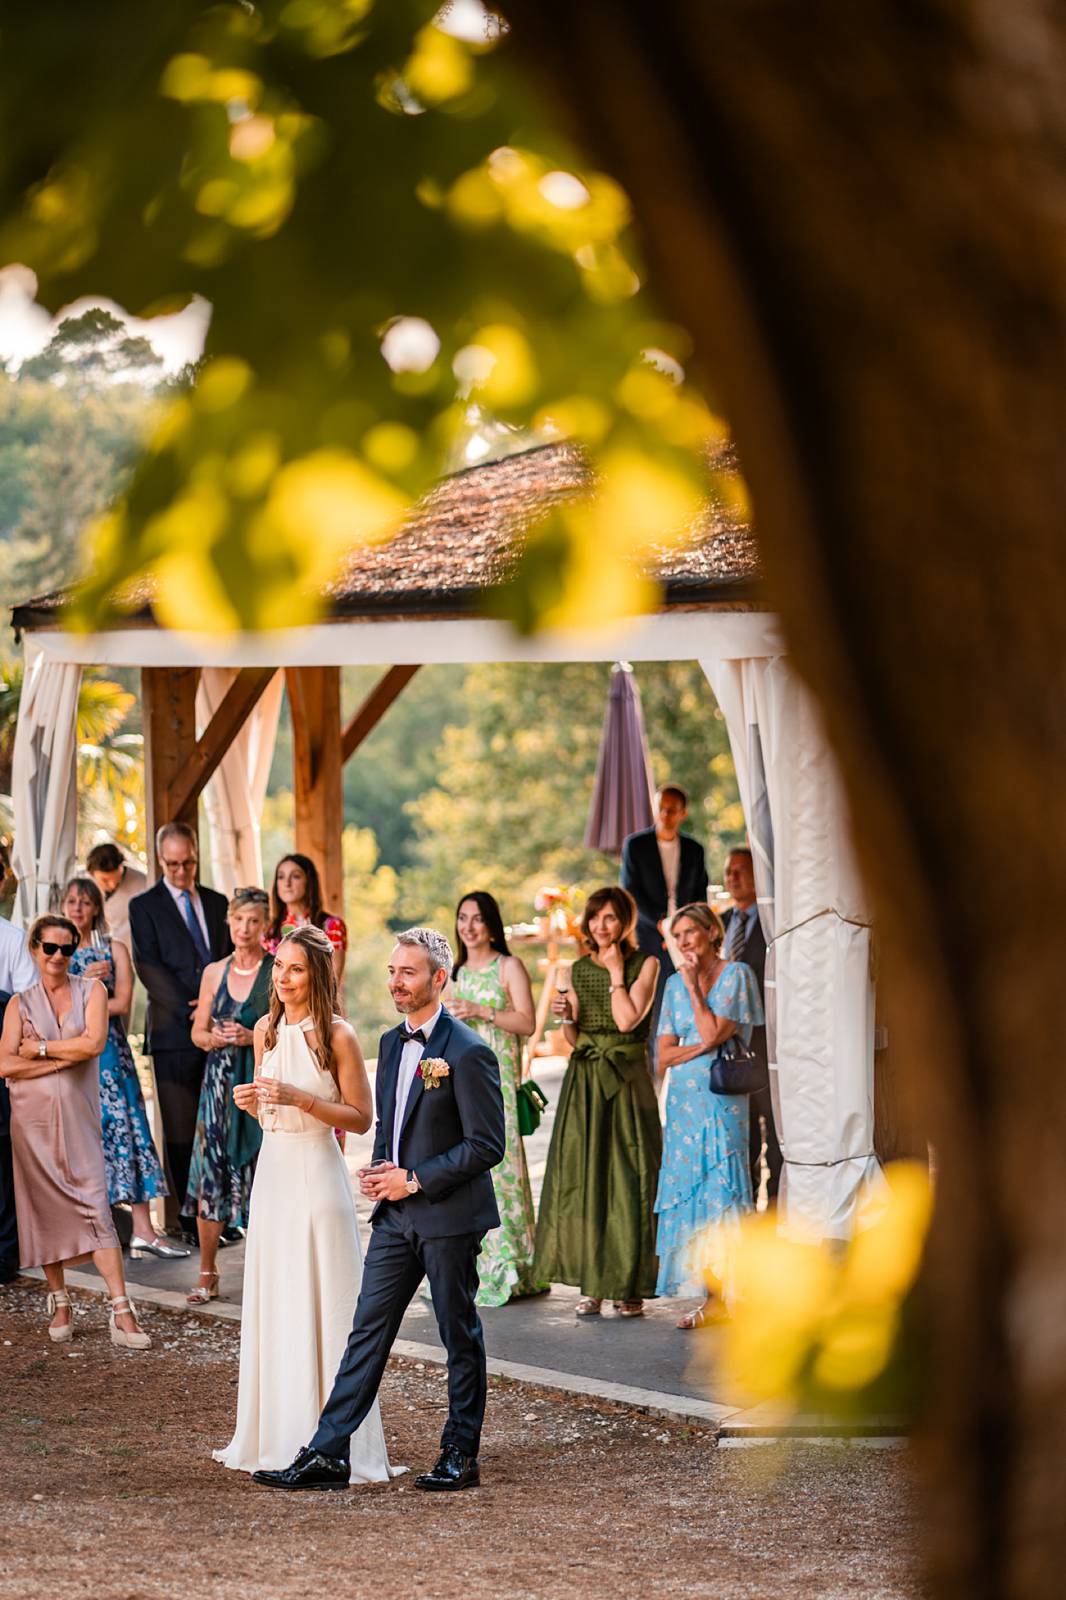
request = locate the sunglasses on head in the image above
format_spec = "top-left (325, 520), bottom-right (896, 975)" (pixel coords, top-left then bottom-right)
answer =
top-left (234, 887), bottom-right (269, 904)
top-left (39, 941), bottom-right (74, 957)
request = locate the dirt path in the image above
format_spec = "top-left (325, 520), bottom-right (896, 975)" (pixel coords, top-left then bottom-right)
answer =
top-left (0, 1280), bottom-right (921, 1599)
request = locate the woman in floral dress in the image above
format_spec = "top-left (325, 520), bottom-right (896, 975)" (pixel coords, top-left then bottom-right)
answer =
top-left (655, 901), bottom-right (764, 1326)
top-left (62, 878), bottom-right (179, 1258)
top-left (448, 891), bottom-right (545, 1306)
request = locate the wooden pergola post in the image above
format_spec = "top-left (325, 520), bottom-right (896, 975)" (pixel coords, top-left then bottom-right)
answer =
top-left (141, 666), bottom-right (200, 879)
top-left (141, 665), bottom-right (279, 882)
top-left (286, 666), bottom-right (344, 918)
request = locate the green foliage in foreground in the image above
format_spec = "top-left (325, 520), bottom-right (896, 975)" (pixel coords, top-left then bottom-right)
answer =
top-left (0, 1), bottom-right (732, 634)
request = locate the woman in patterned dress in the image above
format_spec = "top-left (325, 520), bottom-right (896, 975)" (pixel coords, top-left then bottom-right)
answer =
top-left (448, 891), bottom-right (544, 1306)
top-left (534, 886), bottom-right (662, 1318)
top-left (185, 888), bottom-right (271, 1304)
top-left (61, 878), bottom-right (179, 1259)
top-left (655, 902), bottom-right (764, 1327)
top-left (263, 855), bottom-right (347, 988)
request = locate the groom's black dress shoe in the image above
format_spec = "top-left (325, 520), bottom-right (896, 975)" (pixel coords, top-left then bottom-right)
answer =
top-left (252, 1447), bottom-right (350, 1491)
top-left (414, 1445), bottom-right (480, 1492)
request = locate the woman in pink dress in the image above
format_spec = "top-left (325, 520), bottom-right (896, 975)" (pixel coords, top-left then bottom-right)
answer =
top-left (0, 914), bottom-right (150, 1349)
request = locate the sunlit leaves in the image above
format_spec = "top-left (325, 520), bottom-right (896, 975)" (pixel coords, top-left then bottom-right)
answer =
top-left (0, 0), bottom-right (746, 632)
top-left (701, 1161), bottom-right (934, 1415)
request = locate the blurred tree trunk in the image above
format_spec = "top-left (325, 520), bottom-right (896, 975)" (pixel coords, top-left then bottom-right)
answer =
top-left (508, 2), bottom-right (1066, 1594)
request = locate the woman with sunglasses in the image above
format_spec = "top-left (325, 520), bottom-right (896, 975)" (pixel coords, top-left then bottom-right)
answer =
top-left (0, 915), bottom-right (150, 1348)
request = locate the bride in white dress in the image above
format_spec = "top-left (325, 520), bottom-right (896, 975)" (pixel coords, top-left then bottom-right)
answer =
top-left (215, 925), bottom-right (399, 1485)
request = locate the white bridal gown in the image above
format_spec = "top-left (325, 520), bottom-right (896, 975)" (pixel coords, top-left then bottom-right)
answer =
top-left (214, 1017), bottom-right (399, 1484)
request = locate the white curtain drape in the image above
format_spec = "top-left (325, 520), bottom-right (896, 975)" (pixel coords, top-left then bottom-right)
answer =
top-left (701, 648), bottom-right (879, 1242)
top-left (11, 639), bottom-right (82, 926)
top-left (196, 668), bottom-right (283, 897)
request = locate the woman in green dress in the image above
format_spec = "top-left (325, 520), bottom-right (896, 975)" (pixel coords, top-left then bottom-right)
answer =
top-left (534, 886), bottom-right (661, 1317)
top-left (448, 891), bottom-right (545, 1306)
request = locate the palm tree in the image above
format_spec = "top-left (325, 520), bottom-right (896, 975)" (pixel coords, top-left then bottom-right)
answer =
top-left (0, 659), bottom-right (144, 852)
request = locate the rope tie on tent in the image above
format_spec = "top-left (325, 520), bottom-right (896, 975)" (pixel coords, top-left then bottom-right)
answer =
top-left (767, 906), bottom-right (872, 948)
top-left (780, 1153), bottom-right (877, 1167)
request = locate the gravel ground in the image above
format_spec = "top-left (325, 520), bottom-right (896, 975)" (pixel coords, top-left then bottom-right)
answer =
top-left (0, 1279), bottom-right (922, 1600)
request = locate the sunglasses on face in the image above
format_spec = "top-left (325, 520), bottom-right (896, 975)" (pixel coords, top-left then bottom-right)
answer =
top-left (39, 941), bottom-right (74, 957)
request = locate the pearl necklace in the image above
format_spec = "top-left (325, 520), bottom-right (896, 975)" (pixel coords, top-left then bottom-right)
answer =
top-left (231, 958), bottom-right (262, 975)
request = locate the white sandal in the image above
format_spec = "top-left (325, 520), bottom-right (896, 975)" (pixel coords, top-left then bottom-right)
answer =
top-left (109, 1295), bottom-right (151, 1350)
top-left (186, 1270), bottom-right (220, 1305)
top-left (45, 1290), bottom-right (73, 1343)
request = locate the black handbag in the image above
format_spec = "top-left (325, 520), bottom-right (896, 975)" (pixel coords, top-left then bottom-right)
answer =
top-left (709, 1033), bottom-right (767, 1096)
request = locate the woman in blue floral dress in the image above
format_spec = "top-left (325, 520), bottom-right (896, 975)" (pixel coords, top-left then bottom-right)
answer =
top-left (655, 901), bottom-right (764, 1327)
top-left (62, 878), bottom-right (179, 1258)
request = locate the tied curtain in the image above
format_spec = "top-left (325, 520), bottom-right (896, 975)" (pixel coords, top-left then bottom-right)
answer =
top-left (701, 639), bottom-right (879, 1241)
top-left (11, 641), bottom-right (81, 926)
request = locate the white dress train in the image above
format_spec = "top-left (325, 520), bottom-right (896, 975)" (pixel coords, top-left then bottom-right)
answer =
top-left (214, 1018), bottom-right (400, 1484)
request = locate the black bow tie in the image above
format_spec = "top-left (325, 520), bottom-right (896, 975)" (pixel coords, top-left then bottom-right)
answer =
top-left (402, 1027), bottom-right (427, 1047)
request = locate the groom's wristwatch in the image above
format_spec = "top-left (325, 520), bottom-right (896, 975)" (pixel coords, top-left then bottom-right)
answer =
top-left (404, 1170), bottom-right (421, 1195)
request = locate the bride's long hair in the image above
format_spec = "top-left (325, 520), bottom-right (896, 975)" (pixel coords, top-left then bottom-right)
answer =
top-left (264, 924), bottom-right (339, 1080)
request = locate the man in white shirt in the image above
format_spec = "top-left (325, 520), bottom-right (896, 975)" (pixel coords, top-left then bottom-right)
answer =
top-left (0, 914), bottom-right (35, 1280)
top-left (620, 785), bottom-right (709, 1068)
top-left (85, 841), bottom-right (148, 948)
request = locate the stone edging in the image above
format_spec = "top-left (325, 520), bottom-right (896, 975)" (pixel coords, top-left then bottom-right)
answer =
top-left (18, 1267), bottom-right (908, 1440)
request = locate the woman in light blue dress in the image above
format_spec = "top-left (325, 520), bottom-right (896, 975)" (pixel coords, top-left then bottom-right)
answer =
top-left (654, 901), bottom-right (764, 1328)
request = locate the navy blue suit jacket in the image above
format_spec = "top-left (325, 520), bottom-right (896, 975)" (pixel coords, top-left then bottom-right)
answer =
top-left (129, 880), bottom-right (232, 1053)
top-left (372, 1007), bottom-right (505, 1239)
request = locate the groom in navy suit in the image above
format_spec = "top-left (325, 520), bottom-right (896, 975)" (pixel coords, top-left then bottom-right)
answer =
top-left (254, 926), bottom-right (505, 1495)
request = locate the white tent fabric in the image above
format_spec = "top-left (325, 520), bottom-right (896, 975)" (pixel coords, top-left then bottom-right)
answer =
top-left (19, 609), bottom-right (785, 669)
top-left (11, 638), bottom-right (82, 926)
top-left (701, 650), bottom-right (878, 1242)
top-left (196, 668), bottom-right (283, 896)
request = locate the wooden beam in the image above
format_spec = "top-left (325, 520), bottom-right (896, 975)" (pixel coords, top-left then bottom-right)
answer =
top-left (287, 666), bottom-right (344, 919)
top-left (166, 668), bottom-right (277, 821)
top-left (341, 665), bottom-right (421, 765)
top-left (142, 667), bottom-right (200, 879)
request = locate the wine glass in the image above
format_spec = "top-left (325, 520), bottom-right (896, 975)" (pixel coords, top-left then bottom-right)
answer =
top-left (554, 963), bottom-right (572, 1025)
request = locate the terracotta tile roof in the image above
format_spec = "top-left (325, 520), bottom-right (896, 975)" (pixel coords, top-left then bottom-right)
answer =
top-left (12, 441), bottom-right (761, 629)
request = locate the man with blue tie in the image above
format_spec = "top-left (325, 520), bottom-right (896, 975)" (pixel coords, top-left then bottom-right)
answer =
top-left (129, 822), bottom-right (231, 1237)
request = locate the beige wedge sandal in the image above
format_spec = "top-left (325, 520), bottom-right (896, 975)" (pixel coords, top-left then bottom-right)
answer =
top-left (45, 1290), bottom-right (74, 1343)
top-left (109, 1295), bottom-right (151, 1350)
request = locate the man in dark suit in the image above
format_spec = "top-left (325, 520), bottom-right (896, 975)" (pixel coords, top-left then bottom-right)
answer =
top-left (722, 846), bottom-right (782, 1206)
top-left (129, 821), bottom-right (231, 1234)
top-left (621, 785), bottom-right (708, 1064)
top-left (254, 926), bottom-right (505, 1496)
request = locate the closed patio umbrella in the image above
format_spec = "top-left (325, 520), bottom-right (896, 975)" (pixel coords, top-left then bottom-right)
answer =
top-left (584, 662), bottom-right (655, 855)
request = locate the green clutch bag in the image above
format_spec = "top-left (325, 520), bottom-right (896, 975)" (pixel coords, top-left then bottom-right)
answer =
top-left (516, 1077), bottom-right (549, 1138)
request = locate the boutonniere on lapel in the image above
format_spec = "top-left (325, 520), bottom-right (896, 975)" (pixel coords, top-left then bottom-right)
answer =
top-left (418, 1057), bottom-right (450, 1091)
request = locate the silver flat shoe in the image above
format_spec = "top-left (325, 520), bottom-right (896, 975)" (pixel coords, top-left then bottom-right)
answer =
top-left (129, 1234), bottom-right (191, 1260)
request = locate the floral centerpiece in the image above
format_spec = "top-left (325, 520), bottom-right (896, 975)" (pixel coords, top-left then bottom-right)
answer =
top-left (533, 884), bottom-right (583, 942)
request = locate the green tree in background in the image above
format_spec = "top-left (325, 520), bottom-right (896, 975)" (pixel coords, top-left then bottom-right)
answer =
top-left (16, 308), bottom-right (164, 387)
top-left (397, 660), bottom-right (741, 930)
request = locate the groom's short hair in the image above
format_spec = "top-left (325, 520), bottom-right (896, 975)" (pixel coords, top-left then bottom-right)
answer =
top-left (396, 926), bottom-right (453, 977)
